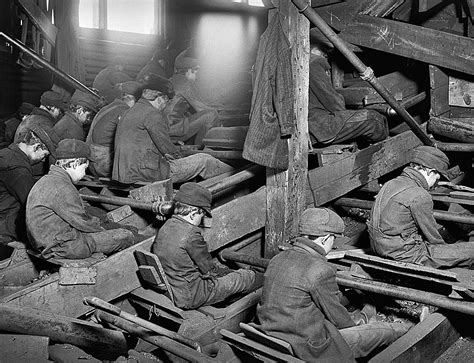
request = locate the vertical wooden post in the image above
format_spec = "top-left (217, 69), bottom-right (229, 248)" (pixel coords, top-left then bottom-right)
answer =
top-left (265, 0), bottom-right (310, 257)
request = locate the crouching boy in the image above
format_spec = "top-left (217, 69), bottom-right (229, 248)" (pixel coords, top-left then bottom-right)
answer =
top-left (26, 139), bottom-right (135, 259)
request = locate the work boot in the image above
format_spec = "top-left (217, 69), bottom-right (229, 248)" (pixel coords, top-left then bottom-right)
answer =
top-left (91, 228), bottom-right (135, 255)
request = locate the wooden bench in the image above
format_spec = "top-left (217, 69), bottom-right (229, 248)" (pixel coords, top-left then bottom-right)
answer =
top-left (221, 322), bottom-right (304, 363)
top-left (310, 143), bottom-right (357, 166)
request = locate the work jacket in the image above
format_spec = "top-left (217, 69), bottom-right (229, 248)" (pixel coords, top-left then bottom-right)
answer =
top-left (152, 216), bottom-right (217, 309)
top-left (242, 13), bottom-right (294, 170)
top-left (112, 98), bottom-right (178, 184)
top-left (368, 167), bottom-right (445, 264)
top-left (13, 108), bottom-right (56, 143)
top-left (257, 237), bottom-right (355, 362)
top-left (87, 99), bottom-right (129, 177)
top-left (26, 165), bottom-right (101, 256)
top-left (0, 145), bottom-right (35, 242)
top-left (54, 112), bottom-right (85, 141)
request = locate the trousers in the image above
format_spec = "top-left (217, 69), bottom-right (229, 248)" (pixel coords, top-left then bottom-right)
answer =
top-left (169, 153), bottom-right (234, 184)
top-left (170, 109), bottom-right (219, 146)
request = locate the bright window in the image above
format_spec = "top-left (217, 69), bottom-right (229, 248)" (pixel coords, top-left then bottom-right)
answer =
top-left (79, 0), bottom-right (99, 29)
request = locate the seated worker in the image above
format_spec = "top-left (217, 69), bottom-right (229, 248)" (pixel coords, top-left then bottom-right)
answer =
top-left (32, 90), bottom-right (66, 123)
top-left (153, 182), bottom-right (259, 309)
top-left (368, 146), bottom-right (474, 269)
top-left (54, 90), bottom-right (100, 141)
top-left (113, 75), bottom-right (233, 184)
top-left (136, 48), bottom-right (169, 82)
top-left (3, 102), bottom-right (35, 145)
top-left (92, 57), bottom-right (132, 104)
top-left (26, 139), bottom-right (135, 259)
top-left (308, 27), bottom-right (388, 146)
top-left (86, 81), bottom-right (143, 177)
top-left (167, 57), bottom-right (219, 147)
top-left (0, 124), bottom-right (58, 244)
top-left (257, 208), bottom-right (412, 362)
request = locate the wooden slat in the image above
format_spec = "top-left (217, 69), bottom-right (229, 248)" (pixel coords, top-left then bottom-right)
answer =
top-left (18, 0), bottom-right (58, 45)
top-left (338, 15), bottom-right (474, 75)
top-left (138, 266), bottom-right (165, 290)
top-left (0, 237), bottom-right (154, 317)
top-left (307, 128), bottom-right (423, 206)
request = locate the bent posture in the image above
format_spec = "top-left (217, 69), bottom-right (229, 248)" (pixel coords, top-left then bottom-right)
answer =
top-left (26, 139), bottom-right (135, 259)
top-left (257, 208), bottom-right (411, 361)
top-left (153, 183), bottom-right (259, 309)
top-left (368, 145), bottom-right (474, 269)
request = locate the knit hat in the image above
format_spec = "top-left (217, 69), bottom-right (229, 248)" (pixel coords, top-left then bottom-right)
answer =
top-left (299, 208), bottom-right (344, 237)
top-left (174, 56), bottom-right (200, 70)
top-left (40, 90), bottom-right (67, 109)
top-left (120, 81), bottom-right (144, 99)
top-left (28, 122), bottom-right (60, 157)
top-left (310, 27), bottom-right (334, 52)
top-left (174, 182), bottom-right (212, 217)
top-left (410, 146), bottom-right (450, 180)
top-left (70, 90), bottom-right (100, 113)
top-left (55, 139), bottom-right (97, 161)
top-left (143, 74), bottom-right (175, 99)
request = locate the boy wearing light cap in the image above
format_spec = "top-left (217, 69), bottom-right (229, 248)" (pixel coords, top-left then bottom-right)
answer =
top-left (26, 139), bottom-right (135, 259)
top-left (86, 81), bottom-right (144, 177)
top-left (257, 207), bottom-right (411, 362)
top-left (0, 124), bottom-right (59, 243)
top-left (368, 145), bottom-right (474, 268)
top-left (152, 182), bottom-right (259, 309)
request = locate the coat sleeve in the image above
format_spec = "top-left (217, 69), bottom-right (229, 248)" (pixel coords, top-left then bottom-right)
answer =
top-left (310, 266), bottom-right (355, 329)
top-left (1, 167), bottom-right (36, 205)
top-left (143, 112), bottom-right (179, 156)
top-left (52, 186), bottom-right (103, 233)
top-left (185, 231), bottom-right (215, 274)
top-left (309, 58), bottom-right (346, 112)
top-left (410, 193), bottom-right (445, 244)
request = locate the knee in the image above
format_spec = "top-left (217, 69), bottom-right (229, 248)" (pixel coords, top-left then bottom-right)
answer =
top-left (366, 110), bottom-right (388, 141)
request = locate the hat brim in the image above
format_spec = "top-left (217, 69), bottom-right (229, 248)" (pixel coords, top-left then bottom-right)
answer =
top-left (203, 206), bottom-right (212, 217)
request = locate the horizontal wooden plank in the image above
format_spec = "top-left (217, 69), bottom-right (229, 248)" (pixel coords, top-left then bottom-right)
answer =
top-left (307, 129), bottom-right (423, 206)
top-left (0, 237), bottom-right (154, 317)
top-left (205, 187), bottom-right (266, 252)
top-left (339, 15), bottom-right (474, 75)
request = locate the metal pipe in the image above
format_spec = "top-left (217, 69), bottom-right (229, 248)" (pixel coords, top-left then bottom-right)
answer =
top-left (435, 142), bottom-right (474, 153)
top-left (220, 252), bottom-right (474, 316)
top-left (84, 297), bottom-right (201, 351)
top-left (95, 311), bottom-right (216, 363)
top-left (207, 164), bottom-right (262, 195)
top-left (0, 32), bottom-right (100, 100)
top-left (291, 0), bottom-right (433, 146)
top-left (334, 197), bottom-right (474, 225)
top-left (79, 194), bottom-right (174, 216)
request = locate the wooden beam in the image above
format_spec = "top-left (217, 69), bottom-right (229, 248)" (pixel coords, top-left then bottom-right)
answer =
top-left (265, 1), bottom-right (309, 257)
top-left (0, 237), bottom-right (154, 317)
top-left (369, 312), bottom-right (460, 363)
top-left (338, 15), bottom-right (474, 75)
top-left (18, 0), bottom-right (58, 45)
top-left (205, 187), bottom-right (266, 252)
top-left (0, 334), bottom-right (49, 362)
top-left (307, 128), bottom-right (423, 206)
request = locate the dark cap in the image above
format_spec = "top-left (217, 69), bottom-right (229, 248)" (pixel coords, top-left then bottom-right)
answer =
top-left (120, 81), bottom-right (144, 99)
top-left (70, 90), bottom-right (99, 113)
top-left (310, 27), bottom-right (334, 52)
top-left (143, 74), bottom-right (175, 99)
top-left (55, 139), bottom-right (97, 161)
top-left (40, 90), bottom-right (67, 109)
top-left (410, 146), bottom-right (450, 179)
top-left (18, 102), bottom-right (35, 116)
top-left (299, 208), bottom-right (344, 237)
top-left (28, 122), bottom-right (60, 156)
top-left (175, 56), bottom-right (200, 70)
top-left (175, 182), bottom-right (212, 217)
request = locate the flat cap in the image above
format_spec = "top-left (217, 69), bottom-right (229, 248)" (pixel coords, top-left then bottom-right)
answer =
top-left (120, 81), bottom-right (144, 99)
top-left (410, 146), bottom-right (450, 179)
top-left (18, 102), bottom-right (35, 116)
top-left (40, 90), bottom-right (67, 109)
top-left (70, 90), bottom-right (99, 113)
top-left (28, 121), bottom-right (60, 157)
top-left (143, 74), bottom-right (175, 99)
top-left (55, 139), bottom-right (97, 161)
top-left (299, 208), bottom-right (344, 237)
top-left (174, 56), bottom-right (200, 70)
top-left (175, 182), bottom-right (212, 217)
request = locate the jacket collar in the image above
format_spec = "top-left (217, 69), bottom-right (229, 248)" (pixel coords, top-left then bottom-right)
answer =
top-left (401, 166), bottom-right (429, 191)
top-left (293, 236), bottom-right (327, 257)
top-left (49, 164), bottom-right (73, 183)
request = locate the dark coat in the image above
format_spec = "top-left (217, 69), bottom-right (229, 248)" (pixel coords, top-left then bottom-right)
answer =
top-left (242, 12), bottom-right (294, 170)
top-left (54, 112), bottom-right (85, 141)
top-left (26, 165), bottom-right (101, 257)
top-left (257, 237), bottom-right (355, 362)
top-left (152, 216), bottom-right (217, 309)
top-left (0, 145), bottom-right (35, 242)
top-left (112, 98), bottom-right (178, 184)
top-left (93, 66), bottom-right (131, 104)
